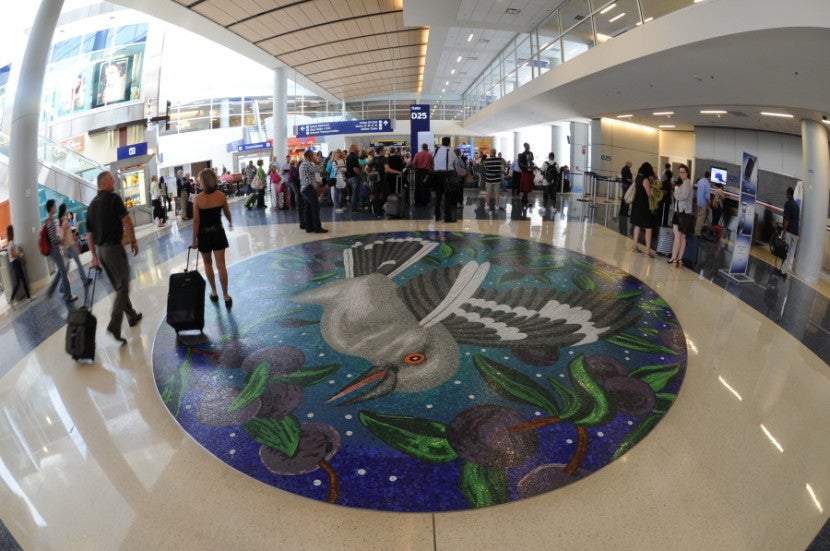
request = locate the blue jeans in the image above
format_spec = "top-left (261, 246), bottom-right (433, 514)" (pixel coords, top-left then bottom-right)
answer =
top-left (46, 247), bottom-right (73, 301)
top-left (334, 185), bottom-right (346, 209)
top-left (65, 244), bottom-right (89, 285)
top-left (349, 177), bottom-right (360, 211)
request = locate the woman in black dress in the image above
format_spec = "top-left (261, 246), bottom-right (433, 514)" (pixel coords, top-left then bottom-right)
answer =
top-left (192, 168), bottom-right (233, 308)
top-left (630, 161), bottom-right (657, 257)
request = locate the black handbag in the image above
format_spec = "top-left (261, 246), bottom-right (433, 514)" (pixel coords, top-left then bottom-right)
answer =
top-left (770, 228), bottom-right (789, 260)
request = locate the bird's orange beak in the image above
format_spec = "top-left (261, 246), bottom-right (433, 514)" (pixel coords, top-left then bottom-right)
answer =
top-left (326, 365), bottom-right (397, 405)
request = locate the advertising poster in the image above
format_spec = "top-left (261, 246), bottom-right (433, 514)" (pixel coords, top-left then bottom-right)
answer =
top-left (729, 152), bottom-right (758, 275)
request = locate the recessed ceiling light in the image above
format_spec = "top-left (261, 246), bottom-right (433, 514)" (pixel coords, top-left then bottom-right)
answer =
top-left (653, 111), bottom-right (674, 116)
top-left (505, 8), bottom-right (521, 15)
top-left (596, 33), bottom-right (612, 42)
top-left (600, 3), bottom-right (617, 15)
top-left (617, 114), bottom-right (634, 119)
top-left (761, 111), bottom-right (793, 118)
top-left (467, 34), bottom-right (474, 42)
top-left (659, 125), bottom-right (676, 129)
top-left (700, 110), bottom-right (728, 114)
top-left (608, 12), bottom-right (625, 22)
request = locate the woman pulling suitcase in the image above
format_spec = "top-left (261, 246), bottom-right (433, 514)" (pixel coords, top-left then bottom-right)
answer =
top-left (192, 168), bottom-right (233, 308)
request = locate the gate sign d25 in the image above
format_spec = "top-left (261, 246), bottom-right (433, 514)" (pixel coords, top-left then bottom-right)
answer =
top-left (410, 104), bottom-right (430, 158)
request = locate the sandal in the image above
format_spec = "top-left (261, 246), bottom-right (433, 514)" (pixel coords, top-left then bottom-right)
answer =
top-left (209, 294), bottom-right (219, 303)
top-left (645, 250), bottom-right (655, 258)
top-left (224, 297), bottom-right (233, 310)
top-left (631, 246), bottom-right (641, 254)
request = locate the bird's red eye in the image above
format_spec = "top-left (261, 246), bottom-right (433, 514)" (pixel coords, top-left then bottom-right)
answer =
top-left (404, 353), bottom-right (426, 365)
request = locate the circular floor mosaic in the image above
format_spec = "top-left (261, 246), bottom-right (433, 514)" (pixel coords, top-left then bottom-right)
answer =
top-left (152, 231), bottom-right (687, 512)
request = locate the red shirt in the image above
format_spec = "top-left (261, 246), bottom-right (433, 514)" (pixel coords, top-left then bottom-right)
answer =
top-left (412, 150), bottom-right (433, 170)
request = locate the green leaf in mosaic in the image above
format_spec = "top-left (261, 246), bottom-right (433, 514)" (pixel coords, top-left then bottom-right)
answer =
top-left (358, 411), bottom-right (458, 463)
top-left (498, 270), bottom-right (524, 285)
top-left (271, 364), bottom-right (340, 387)
top-left (566, 354), bottom-right (614, 426)
top-left (611, 413), bottom-right (662, 460)
top-left (229, 361), bottom-right (270, 412)
top-left (473, 355), bottom-right (560, 416)
top-left (244, 415), bottom-right (302, 457)
top-left (629, 363), bottom-right (680, 393)
top-left (460, 461), bottom-right (509, 508)
top-left (606, 333), bottom-right (678, 355)
top-left (160, 351), bottom-right (192, 417)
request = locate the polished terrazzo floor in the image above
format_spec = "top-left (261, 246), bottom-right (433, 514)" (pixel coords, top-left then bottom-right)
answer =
top-left (0, 191), bottom-right (829, 549)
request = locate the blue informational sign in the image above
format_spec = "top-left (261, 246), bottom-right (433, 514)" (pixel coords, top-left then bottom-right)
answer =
top-left (237, 141), bottom-right (272, 152)
top-left (116, 142), bottom-right (148, 160)
top-left (294, 119), bottom-right (393, 137)
top-left (226, 139), bottom-right (244, 152)
top-left (410, 104), bottom-right (430, 158)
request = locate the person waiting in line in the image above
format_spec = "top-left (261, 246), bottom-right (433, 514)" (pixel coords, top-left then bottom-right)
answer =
top-left (619, 160), bottom-right (634, 218)
top-left (6, 225), bottom-right (31, 303)
top-left (483, 152), bottom-right (504, 212)
top-left (58, 203), bottom-right (90, 286)
top-left (517, 142), bottom-right (535, 205)
top-left (709, 181), bottom-right (725, 227)
top-left (659, 163), bottom-right (674, 227)
top-left (150, 175), bottom-right (165, 227)
top-left (255, 159), bottom-right (268, 209)
top-left (778, 186), bottom-right (800, 278)
top-left (299, 149), bottom-right (328, 234)
top-left (86, 172), bottom-right (142, 344)
top-left (540, 152), bottom-right (559, 212)
top-left (695, 170), bottom-right (711, 233)
top-left (432, 137), bottom-right (457, 223)
top-left (629, 162), bottom-right (657, 257)
top-left (410, 143), bottom-right (433, 207)
top-left (667, 164), bottom-right (694, 267)
top-left (192, 168), bottom-right (233, 308)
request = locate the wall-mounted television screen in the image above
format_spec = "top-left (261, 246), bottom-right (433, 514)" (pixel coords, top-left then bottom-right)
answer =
top-left (710, 166), bottom-right (728, 185)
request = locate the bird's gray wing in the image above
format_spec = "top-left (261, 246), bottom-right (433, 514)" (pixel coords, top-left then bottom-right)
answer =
top-left (397, 264), bottom-right (465, 320)
top-left (441, 286), bottom-right (641, 348)
top-left (345, 237), bottom-right (437, 278)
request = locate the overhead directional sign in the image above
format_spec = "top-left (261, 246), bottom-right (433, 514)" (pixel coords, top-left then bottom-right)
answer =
top-left (295, 119), bottom-right (394, 137)
top-left (237, 141), bottom-right (272, 152)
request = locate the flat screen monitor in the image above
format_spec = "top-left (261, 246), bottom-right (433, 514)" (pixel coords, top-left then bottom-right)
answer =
top-left (710, 166), bottom-right (728, 185)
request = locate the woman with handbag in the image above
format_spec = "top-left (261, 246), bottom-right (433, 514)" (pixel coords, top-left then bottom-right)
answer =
top-left (629, 162), bottom-right (657, 257)
top-left (668, 164), bottom-right (695, 267)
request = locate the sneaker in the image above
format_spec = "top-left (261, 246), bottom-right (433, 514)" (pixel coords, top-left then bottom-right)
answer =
top-left (128, 312), bottom-right (143, 327)
top-left (66, 295), bottom-right (78, 303)
top-left (107, 329), bottom-right (127, 345)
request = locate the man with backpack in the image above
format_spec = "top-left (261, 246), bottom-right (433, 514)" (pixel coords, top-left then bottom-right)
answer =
top-left (540, 152), bottom-right (559, 212)
top-left (41, 199), bottom-right (77, 303)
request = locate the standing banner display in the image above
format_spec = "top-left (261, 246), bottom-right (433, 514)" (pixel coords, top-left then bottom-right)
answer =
top-left (410, 104), bottom-right (430, 159)
top-left (722, 152), bottom-right (758, 283)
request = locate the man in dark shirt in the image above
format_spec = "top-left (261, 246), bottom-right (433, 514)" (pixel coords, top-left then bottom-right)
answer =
top-left (346, 143), bottom-right (362, 212)
top-left (86, 171), bottom-right (142, 344)
top-left (779, 186), bottom-right (800, 277)
top-left (619, 160), bottom-right (633, 217)
top-left (411, 143), bottom-right (433, 206)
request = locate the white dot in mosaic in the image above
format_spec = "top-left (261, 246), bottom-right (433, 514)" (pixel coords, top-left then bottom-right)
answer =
top-left (628, 421), bottom-right (634, 425)
top-left (318, 353), bottom-right (325, 357)
top-left (389, 476), bottom-right (397, 482)
top-left (468, 395), bottom-right (476, 400)
top-left (454, 380), bottom-right (461, 384)
top-left (534, 411), bottom-right (541, 416)
top-left (229, 449), bottom-right (236, 455)
top-left (357, 469), bottom-right (366, 476)
top-left (307, 412), bottom-right (314, 418)
top-left (345, 414), bottom-right (353, 420)
top-left (229, 432), bottom-right (236, 438)
top-left (329, 380), bottom-right (335, 384)
top-left (346, 374), bottom-right (353, 378)
top-left (312, 480), bottom-right (322, 486)
top-left (185, 404), bottom-right (191, 410)
top-left (559, 373), bottom-right (565, 378)
top-left (503, 356), bottom-right (509, 360)
top-left (569, 351), bottom-right (574, 355)
top-left (346, 431), bottom-right (353, 436)
top-left (536, 373), bottom-right (542, 378)
top-left (480, 348), bottom-right (487, 352)
top-left (597, 432), bottom-right (604, 437)
top-left (625, 357), bottom-right (630, 361)
top-left (566, 439), bottom-right (573, 444)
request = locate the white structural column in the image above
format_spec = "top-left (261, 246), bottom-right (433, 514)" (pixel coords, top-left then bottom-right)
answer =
top-left (272, 67), bottom-right (287, 159)
top-left (220, 99), bottom-right (230, 128)
top-left (9, 0), bottom-right (64, 286)
top-left (797, 119), bottom-right (830, 284)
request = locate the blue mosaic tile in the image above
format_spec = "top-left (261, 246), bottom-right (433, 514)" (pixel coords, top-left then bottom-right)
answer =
top-left (164, 232), bottom-right (687, 511)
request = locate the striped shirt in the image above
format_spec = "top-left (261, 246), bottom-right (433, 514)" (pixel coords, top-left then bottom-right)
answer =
top-left (299, 160), bottom-right (319, 190)
top-left (483, 156), bottom-right (504, 185)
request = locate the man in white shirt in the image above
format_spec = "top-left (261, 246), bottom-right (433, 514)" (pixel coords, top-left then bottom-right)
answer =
top-left (432, 136), bottom-right (458, 223)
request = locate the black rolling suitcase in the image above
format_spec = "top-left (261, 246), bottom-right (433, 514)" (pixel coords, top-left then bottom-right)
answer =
top-left (166, 247), bottom-right (205, 334)
top-left (66, 267), bottom-right (100, 362)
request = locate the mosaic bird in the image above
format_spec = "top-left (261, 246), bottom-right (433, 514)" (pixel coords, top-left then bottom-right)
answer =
top-left (294, 237), bottom-right (639, 405)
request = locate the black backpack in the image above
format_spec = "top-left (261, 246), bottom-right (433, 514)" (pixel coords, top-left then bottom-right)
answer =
top-left (544, 162), bottom-right (559, 184)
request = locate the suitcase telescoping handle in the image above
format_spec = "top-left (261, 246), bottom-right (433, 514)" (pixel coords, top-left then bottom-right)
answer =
top-left (84, 266), bottom-right (101, 309)
top-left (185, 246), bottom-right (201, 273)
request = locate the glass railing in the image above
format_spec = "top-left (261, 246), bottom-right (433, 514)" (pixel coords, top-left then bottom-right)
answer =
top-left (0, 130), bottom-right (102, 196)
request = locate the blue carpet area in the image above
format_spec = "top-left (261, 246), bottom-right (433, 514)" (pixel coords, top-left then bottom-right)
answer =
top-left (0, 520), bottom-right (23, 551)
